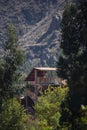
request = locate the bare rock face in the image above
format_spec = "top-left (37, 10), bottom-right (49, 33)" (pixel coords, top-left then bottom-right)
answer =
top-left (0, 0), bottom-right (66, 72)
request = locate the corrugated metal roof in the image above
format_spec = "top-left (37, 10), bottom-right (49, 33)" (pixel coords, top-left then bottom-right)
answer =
top-left (34, 67), bottom-right (57, 71)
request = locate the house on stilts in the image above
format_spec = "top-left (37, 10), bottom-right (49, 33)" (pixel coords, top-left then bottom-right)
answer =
top-left (25, 67), bottom-right (60, 99)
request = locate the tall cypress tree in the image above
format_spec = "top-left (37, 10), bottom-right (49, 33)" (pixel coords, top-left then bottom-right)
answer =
top-left (0, 25), bottom-right (24, 109)
top-left (57, 1), bottom-right (87, 129)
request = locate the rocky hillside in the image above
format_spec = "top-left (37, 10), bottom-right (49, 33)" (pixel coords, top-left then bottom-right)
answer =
top-left (0, 0), bottom-right (66, 72)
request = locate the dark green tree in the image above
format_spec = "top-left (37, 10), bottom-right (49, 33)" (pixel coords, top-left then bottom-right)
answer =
top-left (0, 24), bottom-right (24, 109)
top-left (57, 1), bottom-right (87, 129)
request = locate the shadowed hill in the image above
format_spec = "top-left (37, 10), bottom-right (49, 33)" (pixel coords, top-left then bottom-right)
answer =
top-left (0, 0), bottom-right (66, 72)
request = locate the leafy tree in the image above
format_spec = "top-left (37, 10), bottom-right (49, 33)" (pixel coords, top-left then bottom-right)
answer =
top-left (79, 105), bottom-right (87, 130)
top-left (0, 24), bottom-right (24, 109)
top-left (0, 98), bottom-right (27, 130)
top-left (0, 86), bottom-right (67, 130)
top-left (57, 1), bottom-right (87, 129)
top-left (35, 87), bottom-right (68, 130)
top-left (20, 87), bottom-right (68, 130)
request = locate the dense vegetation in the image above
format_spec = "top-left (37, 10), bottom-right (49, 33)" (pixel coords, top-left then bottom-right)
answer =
top-left (0, 24), bottom-right (24, 109)
top-left (57, 0), bottom-right (87, 129)
top-left (0, 98), bottom-right (27, 130)
top-left (0, 24), bottom-right (67, 130)
top-left (0, 0), bottom-right (87, 130)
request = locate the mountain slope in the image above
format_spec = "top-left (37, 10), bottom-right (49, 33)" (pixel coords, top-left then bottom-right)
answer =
top-left (0, 0), bottom-right (66, 72)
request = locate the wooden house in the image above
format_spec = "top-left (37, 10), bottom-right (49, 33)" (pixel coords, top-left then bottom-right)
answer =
top-left (25, 67), bottom-right (59, 99)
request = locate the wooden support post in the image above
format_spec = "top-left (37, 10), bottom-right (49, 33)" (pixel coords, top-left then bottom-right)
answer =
top-left (35, 69), bottom-right (37, 100)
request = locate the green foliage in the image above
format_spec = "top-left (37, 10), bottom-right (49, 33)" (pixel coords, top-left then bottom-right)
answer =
top-left (57, 2), bottom-right (79, 80)
top-left (35, 87), bottom-right (68, 130)
top-left (0, 87), bottom-right (68, 130)
top-left (0, 98), bottom-right (27, 130)
top-left (0, 24), bottom-right (24, 101)
top-left (19, 87), bottom-right (68, 130)
top-left (78, 105), bottom-right (87, 130)
top-left (57, 1), bottom-right (87, 129)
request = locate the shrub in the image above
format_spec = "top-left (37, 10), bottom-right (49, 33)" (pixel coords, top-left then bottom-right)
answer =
top-left (0, 98), bottom-right (27, 130)
top-left (35, 86), bottom-right (68, 130)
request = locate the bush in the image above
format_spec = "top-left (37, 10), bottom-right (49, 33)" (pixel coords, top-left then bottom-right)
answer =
top-left (0, 98), bottom-right (27, 130)
top-left (0, 87), bottom-right (68, 130)
top-left (35, 86), bottom-right (68, 130)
